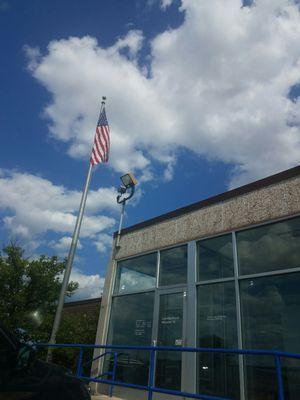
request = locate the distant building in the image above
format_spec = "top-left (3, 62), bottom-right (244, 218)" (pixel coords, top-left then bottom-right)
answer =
top-left (63, 297), bottom-right (101, 318)
top-left (93, 166), bottom-right (300, 400)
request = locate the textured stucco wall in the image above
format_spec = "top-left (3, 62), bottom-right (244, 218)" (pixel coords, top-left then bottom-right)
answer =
top-left (115, 175), bottom-right (300, 260)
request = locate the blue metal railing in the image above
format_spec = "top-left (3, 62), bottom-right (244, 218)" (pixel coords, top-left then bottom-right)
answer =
top-left (81, 350), bottom-right (118, 397)
top-left (35, 343), bottom-right (300, 400)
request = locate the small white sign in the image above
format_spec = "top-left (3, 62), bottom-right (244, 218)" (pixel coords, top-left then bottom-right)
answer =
top-left (207, 315), bottom-right (227, 321)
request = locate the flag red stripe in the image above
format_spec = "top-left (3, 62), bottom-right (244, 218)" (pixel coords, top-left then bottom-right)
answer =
top-left (101, 126), bottom-right (110, 161)
top-left (90, 150), bottom-right (97, 165)
top-left (94, 143), bottom-right (104, 163)
top-left (98, 131), bottom-right (108, 160)
top-left (92, 148), bottom-right (102, 164)
top-left (101, 126), bottom-right (109, 152)
top-left (89, 106), bottom-right (110, 166)
top-left (94, 132), bottom-right (105, 160)
top-left (102, 126), bottom-right (110, 145)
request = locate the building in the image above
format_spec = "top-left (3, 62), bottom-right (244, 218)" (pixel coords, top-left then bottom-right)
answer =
top-left (93, 166), bottom-right (300, 400)
top-left (63, 297), bottom-right (102, 318)
top-left (62, 297), bottom-right (102, 345)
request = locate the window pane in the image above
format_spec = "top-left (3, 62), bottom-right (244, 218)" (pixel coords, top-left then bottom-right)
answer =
top-left (197, 282), bottom-right (239, 399)
top-left (237, 217), bottom-right (300, 275)
top-left (240, 274), bottom-right (300, 400)
top-left (107, 292), bottom-right (154, 386)
top-left (159, 245), bottom-right (187, 286)
top-left (156, 292), bottom-right (183, 390)
top-left (114, 253), bottom-right (157, 294)
top-left (197, 234), bottom-right (234, 281)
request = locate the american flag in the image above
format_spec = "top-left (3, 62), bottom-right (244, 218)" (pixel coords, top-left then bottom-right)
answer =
top-left (90, 106), bottom-right (110, 165)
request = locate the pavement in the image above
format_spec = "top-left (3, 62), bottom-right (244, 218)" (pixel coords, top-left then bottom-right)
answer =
top-left (91, 396), bottom-right (122, 400)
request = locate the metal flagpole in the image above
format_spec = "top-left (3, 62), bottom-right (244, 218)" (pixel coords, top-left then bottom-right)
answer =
top-left (115, 202), bottom-right (125, 248)
top-left (46, 101), bottom-right (105, 362)
top-left (46, 163), bottom-right (93, 361)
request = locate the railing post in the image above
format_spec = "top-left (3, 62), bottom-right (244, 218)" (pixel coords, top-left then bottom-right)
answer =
top-left (76, 347), bottom-right (84, 377)
top-left (275, 355), bottom-right (284, 400)
top-left (148, 349), bottom-right (155, 400)
top-left (109, 352), bottom-right (118, 398)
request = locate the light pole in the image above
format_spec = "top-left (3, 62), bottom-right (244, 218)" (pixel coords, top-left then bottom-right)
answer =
top-left (116, 173), bottom-right (138, 248)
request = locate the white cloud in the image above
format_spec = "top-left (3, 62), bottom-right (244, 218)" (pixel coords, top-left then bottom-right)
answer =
top-left (160, 0), bottom-right (174, 10)
top-left (93, 233), bottom-right (113, 253)
top-left (25, 1), bottom-right (300, 187)
top-left (0, 170), bottom-right (116, 239)
top-left (139, 168), bottom-right (154, 183)
top-left (111, 30), bottom-right (143, 58)
top-left (70, 268), bottom-right (105, 300)
top-left (49, 236), bottom-right (82, 255)
top-left (147, 0), bottom-right (174, 10)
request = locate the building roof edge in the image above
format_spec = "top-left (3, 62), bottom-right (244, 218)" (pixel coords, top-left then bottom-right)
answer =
top-left (113, 165), bottom-right (300, 238)
top-left (64, 297), bottom-right (102, 307)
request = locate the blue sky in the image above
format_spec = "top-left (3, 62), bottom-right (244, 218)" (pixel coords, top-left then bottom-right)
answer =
top-left (0, 0), bottom-right (299, 299)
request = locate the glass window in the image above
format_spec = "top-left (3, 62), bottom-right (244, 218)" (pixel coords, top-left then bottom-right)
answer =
top-left (107, 292), bottom-right (155, 386)
top-left (156, 292), bottom-right (183, 390)
top-left (237, 217), bottom-right (300, 275)
top-left (114, 252), bottom-right (157, 294)
top-left (159, 245), bottom-right (187, 286)
top-left (197, 282), bottom-right (239, 399)
top-left (197, 234), bottom-right (234, 281)
top-left (240, 273), bottom-right (300, 400)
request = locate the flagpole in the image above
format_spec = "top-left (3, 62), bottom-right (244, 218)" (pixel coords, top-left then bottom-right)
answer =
top-left (46, 100), bottom-right (105, 361)
top-left (46, 163), bottom-right (93, 361)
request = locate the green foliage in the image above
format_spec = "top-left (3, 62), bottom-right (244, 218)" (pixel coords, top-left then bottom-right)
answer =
top-left (52, 311), bottom-right (99, 373)
top-left (0, 243), bottom-right (78, 342)
top-left (0, 243), bottom-right (101, 372)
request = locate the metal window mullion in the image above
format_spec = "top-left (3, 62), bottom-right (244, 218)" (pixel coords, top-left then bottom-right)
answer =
top-left (232, 231), bottom-right (246, 400)
top-left (150, 251), bottom-right (160, 387)
top-left (238, 265), bottom-right (300, 280)
top-left (158, 283), bottom-right (189, 290)
top-left (181, 288), bottom-right (188, 392)
top-left (157, 286), bottom-right (187, 295)
top-left (182, 241), bottom-right (197, 393)
top-left (156, 250), bottom-right (160, 288)
top-left (111, 287), bottom-right (156, 298)
top-left (196, 276), bottom-right (235, 286)
top-left (150, 289), bottom-right (159, 392)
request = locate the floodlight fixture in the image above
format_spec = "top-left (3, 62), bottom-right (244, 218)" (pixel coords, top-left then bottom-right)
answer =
top-left (116, 172), bottom-right (138, 248)
top-left (120, 173), bottom-right (138, 189)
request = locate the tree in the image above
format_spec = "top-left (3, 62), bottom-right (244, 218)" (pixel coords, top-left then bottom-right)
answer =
top-left (54, 311), bottom-right (100, 373)
top-left (0, 243), bottom-right (78, 342)
top-left (0, 244), bottom-right (101, 372)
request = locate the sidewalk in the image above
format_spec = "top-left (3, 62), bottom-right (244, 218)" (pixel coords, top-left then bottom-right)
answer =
top-left (91, 396), bottom-right (122, 400)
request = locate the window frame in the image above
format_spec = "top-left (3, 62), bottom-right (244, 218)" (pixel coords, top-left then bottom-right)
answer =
top-left (196, 232), bottom-right (235, 282)
top-left (107, 213), bottom-right (300, 398)
top-left (158, 244), bottom-right (188, 288)
top-left (113, 250), bottom-right (158, 295)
